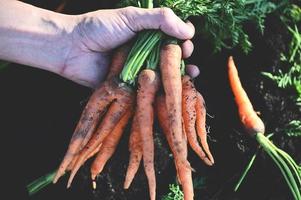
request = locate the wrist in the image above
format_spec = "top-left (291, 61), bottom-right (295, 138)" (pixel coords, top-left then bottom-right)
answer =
top-left (0, 1), bottom-right (78, 75)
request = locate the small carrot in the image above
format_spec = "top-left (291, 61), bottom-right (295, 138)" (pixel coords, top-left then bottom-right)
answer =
top-left (124, 114), bottom-right (143, 189)
top-left (182, 75), bottom-right (213, 166)
top-left (160, 43), bottom-right (186, 164)
top-left (53, 45), bottom-right (130, 183)
top-left (67, 88), bottom-right (134, 188)
top-left (156, 95), bottom-right (194, 200)
top-left (227, 56), bottom-right (265, 136)
top-left (135, 69), bottom-right (160, 200)
top-left (90, 107), bottom-right (133, 180)
top-left (195, 92), bottom-right (214, 164)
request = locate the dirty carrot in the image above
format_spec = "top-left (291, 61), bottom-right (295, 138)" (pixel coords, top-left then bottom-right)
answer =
top-left (124, 114), bottom-right (143, 189)
top-left (135, 69), bottom-right (160, 200)
top-left (156, 95), bottom-right (194, 200)
top-left (227, 56), bottom-right (265, 136)
top-left (195, 91), bottom-right (214, 164)
top-left (67, 143), bottom-right (102, 171)
top-left (90, 108), bottom-right (133, 181)
top-left (160, 42), bottom-right (186, 164)
top-left (53, 46), bottom-right (130, 183)
top-left (182, 75), bottom-right (213, 165)
top-left (67, 89), bottom-right (134, 188)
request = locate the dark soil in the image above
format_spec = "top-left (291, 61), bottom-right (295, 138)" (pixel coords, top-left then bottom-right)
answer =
top-left (0, 1), bottom-right (300, 200)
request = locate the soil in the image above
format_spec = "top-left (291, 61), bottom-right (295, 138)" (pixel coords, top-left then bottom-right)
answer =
top-left (0, 1), bottom-right (300, 200)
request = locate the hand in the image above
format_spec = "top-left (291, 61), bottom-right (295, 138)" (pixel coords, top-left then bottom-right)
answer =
top-left (62, 7), bottom-right (200, 88)
top-left (0, 1), bottom-right (199, 88)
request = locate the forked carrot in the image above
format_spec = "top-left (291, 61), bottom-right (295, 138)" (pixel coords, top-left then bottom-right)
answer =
top-left (182, 75), bottom-right (213, 165)
top-left (90, 107), bottom-right (133, 180)
top-left (156, 95), bottom-right (194, 200)
top-left (67, 143), bottom-right (102, 171)
top-left (53, 45), bottom-right (130, 183)
top-left (67, 89), bottom-right (134, 188)
top-left (195, 92), bottom-right (214, 164)
top-left (135, 69), bottom-right (160, 200)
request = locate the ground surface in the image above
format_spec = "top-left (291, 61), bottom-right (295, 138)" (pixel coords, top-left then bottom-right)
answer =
top-left (0, 1), bottom-right (300, 200)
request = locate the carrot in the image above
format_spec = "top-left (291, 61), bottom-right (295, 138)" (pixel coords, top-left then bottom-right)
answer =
top-left (53, 46), bottom-right (130, 183)
top-left (228, 56), bottom-right (265, 136)
top-left (135, 69), bottom-right (160, 200)
top-left (90, 107), bottom-right (133, 180)
top-left (160, 43), bottom-right (186, 164)
top-left (195, 91), bottom-right (214, 164)
top-left (182, 75), bottom-right (213, 166)
top-left (67, 143), bottom-right (102, 171)
top-left (67, 88), bottom-right (134, 188)
top-left (156, 95), bottom-right (194, 200)
top-left (124, 114), bottom-right (143, 189)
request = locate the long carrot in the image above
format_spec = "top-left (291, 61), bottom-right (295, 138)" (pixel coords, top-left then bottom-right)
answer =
top-left (160, 43), bottom-right (186, 164)
top-left (182, 75), bottom-right (213, 166)
top-left (135, 69), bottom-right (160, 200)
top-left (156, 95), bottom-right (194, 200)
top-left (124, 114), bottom-right (143, 189)
top-left (67, 88), bottom-right (134, 188)
top-left (195, 91), bottom-right (214, 164)
top-left (90, 107), bottom-right (133, 180)
top-left (228, 56), bottom-right (265, 136)
top-left (53, 46), bottom-right (130, 183)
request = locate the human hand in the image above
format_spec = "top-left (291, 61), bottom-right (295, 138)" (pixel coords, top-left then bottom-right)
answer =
top-left (62, 7), bottom-right (200, 88)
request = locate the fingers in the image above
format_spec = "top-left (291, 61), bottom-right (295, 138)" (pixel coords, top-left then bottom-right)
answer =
top-left (120, 7), bottom-right (195, 40)
top-left (186, 64), bottom-right (200, 79)
top-left (181, 40), bottom-right (194, 59)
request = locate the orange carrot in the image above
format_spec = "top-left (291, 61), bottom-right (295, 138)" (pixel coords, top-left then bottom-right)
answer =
top-left (67, 88), bottom-right (134, 188)
top-left (228, 56), bottom-right (265, 136)
top-left (182, 75), bottom-right (213, 166)
top-left (160, 43), bottom-right (186, 164)
top-left (135, 69), bottom-right (160, 200)
top-left (53, 46), bottom-right (130, 183)
top-left (156, 95), bottom-right (194, 200)
top-left (90, 107), bottom-right (133, 180)
top-left (67, 143), bottom-right (102, 171)
top-left (124, 114), bottom-right (143, 189)
top-left (195, 92), bottom-right (214, 164)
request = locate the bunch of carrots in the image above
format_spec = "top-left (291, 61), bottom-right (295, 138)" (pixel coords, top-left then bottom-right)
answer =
top-left (52, 35), bottom-right (214, 200)
top-left (26, 1), bottom-right (301, 200)
top-left (48, 1), bottom-right (219, 199)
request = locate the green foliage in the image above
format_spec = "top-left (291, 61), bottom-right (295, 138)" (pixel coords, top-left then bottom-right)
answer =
top-left (256, 133), bottom-right (301, 200)
top-left (285, 120), bottom-right (301, 137)
top-left (120, 0), bottom-right (277, 53)
top-left (162, 184), bottom-right (184, 200)
top-left (262, 6), bottom-right (301, 106)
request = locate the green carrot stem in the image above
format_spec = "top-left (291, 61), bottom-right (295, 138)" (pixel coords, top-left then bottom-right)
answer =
top-left (180, 60), bottom-right (185, 76)
top-left (146, 40), bottom-right (161, 70)
top-left (120, 30), bottom-right (163, 84)
top-left (234, 134), bottom-right (274, 192)
top-left (27, 170), bottom-right (57, 196)
top-left (257, 133), bottom-right (301, 200)
top-left (234, 150), bottom-right (258, 192)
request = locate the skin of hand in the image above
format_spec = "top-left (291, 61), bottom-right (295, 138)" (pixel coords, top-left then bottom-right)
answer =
top-left (0, 1), bottom-right (199, 88)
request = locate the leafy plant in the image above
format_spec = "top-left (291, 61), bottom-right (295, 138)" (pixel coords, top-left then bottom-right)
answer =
top-left (285, 120), bottom-right (301, 137)
top-left (262, 4), bottom-right (301, 106)
top-left (162, 183), bottom-right (184, 200)
top-left (120, 0), bottom-right (277, 53)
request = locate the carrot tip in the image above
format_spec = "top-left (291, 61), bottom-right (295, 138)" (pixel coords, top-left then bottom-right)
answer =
top-left (92, 180), bottom-right (97, 190)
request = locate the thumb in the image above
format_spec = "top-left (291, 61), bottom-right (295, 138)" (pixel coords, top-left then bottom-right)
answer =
top-left (119, 6), bottom-right (195, 40)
